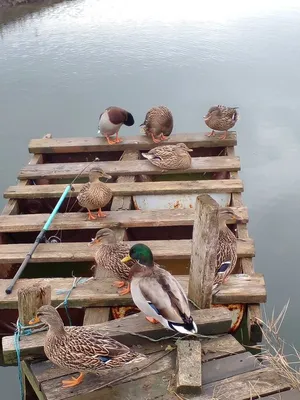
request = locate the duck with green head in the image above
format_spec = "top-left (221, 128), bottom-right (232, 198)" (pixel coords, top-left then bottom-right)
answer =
top-left (121, 244), bottom-right (197, 335)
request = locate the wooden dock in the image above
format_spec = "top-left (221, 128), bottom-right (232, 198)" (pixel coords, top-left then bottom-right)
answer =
top-left (0, 131), bottom-right (292, 399)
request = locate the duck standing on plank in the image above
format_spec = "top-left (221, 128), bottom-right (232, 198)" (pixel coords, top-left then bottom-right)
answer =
top-left (204, 105), bottom-right (239, 139)
top-left (98, 106), bottom-right (134, 145)
top-left (77, 168), bottom-right (112, 220)
top-left (121, 244), bottom-right (198, 335)
top-left (140, 106), bottom-right (173, 143)
top-left (29, 305), bottom-right (145, 388)
top-left (142, 143), bottom-right (192, 170)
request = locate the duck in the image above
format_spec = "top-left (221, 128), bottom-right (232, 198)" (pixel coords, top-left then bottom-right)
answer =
top-left (98, 106), bottom-right (134, 145)
top-left (77, 168), bottom-right (112, 220)
top-left (141, 143), bottom-right (192, 170)
top-left (121, 244), bottom-right (198, 335)
top-left (88, 228), bottom-right (135, 296)
top-left (212, 208), bottom-right (242, 294)
top-left (29, 305), bottom-right (145, 388)
top-left (140, 106), bottom-right (173, 143)
top-left (204, 105), bottom-right (239, 139)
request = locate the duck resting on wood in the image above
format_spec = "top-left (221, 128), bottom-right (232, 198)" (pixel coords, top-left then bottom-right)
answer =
top-left (77, 168), bottom-right (112, 220)
top-left (121, 243), bottom-right (198, 335)
top-left (29, 305), bottom-right (145, 388)
top-left (212, 208), bottom-right (242, 294)
top-left (88, 228), bottom-right (135, 296)
top-left (141, 143), bottom-right (192, 170)
top-left (140, 106), bottom-right (173, 143)
top-left (204, 105), bottom-right (239, 139)
top-left (98, 106), bottom-right (134, 145)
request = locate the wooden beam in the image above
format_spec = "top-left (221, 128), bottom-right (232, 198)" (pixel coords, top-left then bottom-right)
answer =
top-left (28, 133), bottom-right (237, 154)
top-left (188, 194), bottom-right (219, 308)
top-left (2, 307), bottom-right (232, 365)
top-left (0, 206), bottom-right (249, 233)
top-left (4, 179), bottom-right (244, 199)
top-left (175, 341), bottom-right (202, 394)
top-left (18, 283), bottom-right (51, 327)
top-left (18, 156), bottom-right (241, 180)
top-left (0, 238), bottom-right (255, 264)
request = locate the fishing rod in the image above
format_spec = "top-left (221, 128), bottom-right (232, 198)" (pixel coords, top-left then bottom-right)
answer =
top-left (5, 158), bottom-right (99, 295)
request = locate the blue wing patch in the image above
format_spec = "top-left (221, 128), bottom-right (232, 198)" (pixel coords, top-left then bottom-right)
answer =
top-left (99, 356), bottom-right (111, 363)
top-left (218, 261), bottom-right (231, 273)
top-left (148, 302), bottom-right (161, 315)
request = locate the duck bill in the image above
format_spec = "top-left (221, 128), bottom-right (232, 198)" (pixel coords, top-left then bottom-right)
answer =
top-left (187, 148), bottom-right (193, 152)
top-left (28, 316), bottom-right (40, 325)
top-left (103, 173), bottom-right (112, 180)
top-left (88, 237), bottom-right (101, 247)
top-left (121, 255), bottom-right (132, 263)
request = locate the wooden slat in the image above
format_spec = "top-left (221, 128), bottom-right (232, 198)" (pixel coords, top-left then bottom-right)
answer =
top-left (4, 179), bottom-right (243, 199)
top-left (18, 156), bottom-right (240, 180)
top-left (28, 133), bottom-right (237, 154)
top-left (2, 308), bottom-right (232, 365)
top-left (262, 390), bottom-right (300, 399)
top-left (0, 273), bottom-right (266, 313)
top-left (0, 206), bottom-right (249, 233)
top-left (0, 238), bottom-right (254, 264)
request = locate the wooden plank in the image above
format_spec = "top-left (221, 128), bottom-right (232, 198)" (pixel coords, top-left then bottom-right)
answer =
top-left (201, 334), bottom-right (245, 362)
top-left (2, 307), bottom-right (232, 365)
top-left (28, 133), bottom-right (237, 154)
top-left (0, 206), bottom-right (249, 233)
top-left (22, 361), bottom-right (46, 400)
top-left (18, 156), bottom-right (241, 180)
top-left (262, 390), bottom-right (300, 399)
top-left (0, 238), bottom-right (255, 264)
top-left (188, 194), bottom-right (218, 308)
top-left (4, 179), bottom-right (244, 199)
top-left (175, 341), bottom-right (202, 394)
top-left (83, 308), bottom-right (110, 325)
top-left (0, 273), bottom-right (266, 310)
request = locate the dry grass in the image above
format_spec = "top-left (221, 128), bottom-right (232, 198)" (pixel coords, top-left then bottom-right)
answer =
top-left (256, 299), bottom-right (300, 390)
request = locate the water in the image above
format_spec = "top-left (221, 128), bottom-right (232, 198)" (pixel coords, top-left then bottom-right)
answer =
top-left (1, 0), bottom-right (300, 397)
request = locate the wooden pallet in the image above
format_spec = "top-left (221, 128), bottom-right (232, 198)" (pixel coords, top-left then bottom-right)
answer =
top-left (0, 132), bottom-right (263, 342)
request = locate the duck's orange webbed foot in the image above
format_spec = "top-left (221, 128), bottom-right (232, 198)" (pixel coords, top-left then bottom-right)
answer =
top-left (118, 283), bottom-right (130, 296)
top-left (205, 130), bottom-right (215, 137)
top-left (114, 131), bottom-right (122, 143)
top-left (105, 135), bottom-right (117, 145)
top-left (97, 208), bottom-right (107, 218)
top-left (113, 280), bottom-right (125, 288)
top-left (146, 316), bottom-right (159, 324)
top-left (151, 133), bottom-right (162, 143)
top-left (62, 372), bottom-right (85, 388)
top-left (88, 210), bottom-right (97, 220)
top-left (219, 131), bottom-right (228, 140)
top-left (160, 133), bottom-right (169, 141)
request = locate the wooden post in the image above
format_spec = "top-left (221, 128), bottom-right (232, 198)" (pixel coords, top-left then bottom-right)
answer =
top-left (188, 194), bottom-right (219, 309)
top-left (175, 340), bottom-right (202, 395)
top-left (18, 283), bottom-right (51, 327)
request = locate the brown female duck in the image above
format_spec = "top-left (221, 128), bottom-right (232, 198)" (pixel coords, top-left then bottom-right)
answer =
top-left (98, 106), bottom-right (134, 145)
top-left (141, 143), bottom-right (192, 170)
top-left (140, 106), bottom-right (173, 143)
top-left (29, 305), bottom-right (145, 388)
top-left (204, 105), bottom-right (239, 139)
top-left (77, 168), bottom-right (112, 220)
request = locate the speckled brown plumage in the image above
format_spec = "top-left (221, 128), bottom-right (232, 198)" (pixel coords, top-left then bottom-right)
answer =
top-left (141, 143), bottom-right (192, 170)
top-left (32, 305), bottom-right (145, 387)
top-left (204, 105), bottom-right (239, 139)
top-left (140, 106), bottom-right (173, 143)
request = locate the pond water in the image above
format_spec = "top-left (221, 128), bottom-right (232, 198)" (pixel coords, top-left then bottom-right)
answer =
top-left (1, 0), bottom-right (300, 397)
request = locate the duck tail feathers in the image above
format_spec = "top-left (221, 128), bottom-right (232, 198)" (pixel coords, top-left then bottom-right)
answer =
top-left (168, 319), bottom-right (198, 335)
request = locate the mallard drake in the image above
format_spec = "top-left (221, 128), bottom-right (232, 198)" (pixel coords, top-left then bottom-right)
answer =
top-left (77, 168), bottom-right (112, 220)
top-left (204, 105), bottom-right (239, 139)
top-left (141, 143), bottom-right (192, 170)
top-left (213, 208), bottom-right (242, 294)
top-left (88, 229), bottom-right (135, 295)
top-left (98, 106), bottom-right (134, 145)
top-left (29, 305), bottom-right (145, 388)
top-left (140, 106), bottom-right (173, 143)
top-left (121, 244), bottom-right (197, 335)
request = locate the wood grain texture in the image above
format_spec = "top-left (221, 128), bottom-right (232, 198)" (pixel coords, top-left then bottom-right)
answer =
top-left (188, 195), bottom-right (219, 308)
top-left (4, 179), bottom-right (243, 199)
top-left (28, 133), bottom-right (237, 154)
top-left (18, 156), bottom-right (240, 180)
top-left (0, 238), bottom-right (255, 264)
top-left (0, 206), bottom-right (248, 233)
top-left (3, 307), bottom-right (232, 365)
top-left (18, 283), bottom-right (51, 326)
top-left (175, 340), bottom-right (202, 394)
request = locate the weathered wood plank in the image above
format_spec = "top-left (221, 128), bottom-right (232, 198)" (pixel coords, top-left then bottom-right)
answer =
top-left (4, 179), bottom-right (244, 199)
top-left (0, 274), bottom-right (266, 312)
top-left (0, 238), bottom-right (255, 264)
top-left (28, 133), bottom-right (237, 154)
top-left (22, 360), bottom-right (46, 400)
top-left (0, 206), bottom-right (248, 233)
top-left (262, 390), bottom-right (300, 399)
top-left (175, 341), bottom-right (202, 394)
top-left (189, 195), bottom-right (218, 308)
top-left (83, 307), bottom-right (110, 325)
top-left (201, 334), bottom-right (245, 362)
top-left (2, 308), bottom-right (232, 365)
top-left (18, 156), bottom-right (241, 180)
